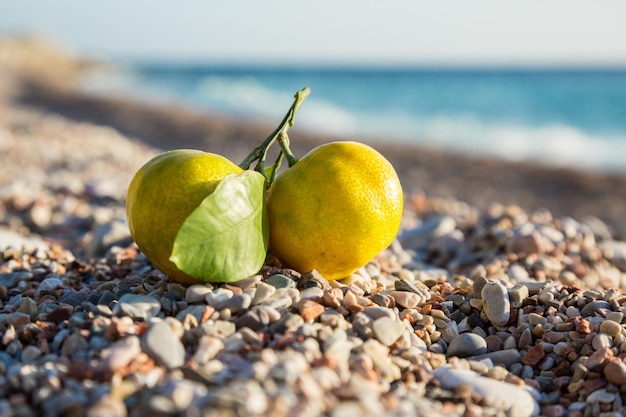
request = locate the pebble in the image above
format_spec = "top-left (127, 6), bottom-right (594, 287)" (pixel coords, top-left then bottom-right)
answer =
top-left (251, 281), bottom-right (277, 305)
top-left (16, 297), bottom-right (38, 320)
top-left (142, 321), bottom-right (185, 369)
top-left (447, 333), bottom-right (487, 358)
top-left (298, 299), bottom-right (325, 322)
top-left (434, 365), bottom-right (539, 417)
top-left (389, 291), bottom-right (420, 309)
top-left (603, 360), bottom-right (626, 385)
top-left (112, 294), bottom-right (161, 321)
top-left (398, 215), bottom-right (456, 250)
top-left (266, 274), bottom-right (295, 289)
top-left (372, 317), bottom-right (405, 346)
top-left (481, 281), bottom-right (511, 327)
top-left (599, 320), bottom-right (622, 336)
top-left (87, 395), bottom-right (127, 417)
top-left (185, 284), bottom-right (214, 303)
top-left (508, 285), bottom-right (529, 308)
top-left (363, 306), bottom-right (396, 320)
top-left (99, 336), bottom-right (141, 373)
top-left (218, 293), bottom-right (252, 314)
top-left (0, 271), bottom-right (33, 288)
top-left (469, 350), bottom-right (522, 368)
top-left (36, 276), bottom-right (64, 295)
top-left (506, 230), bottom-right (544, 255)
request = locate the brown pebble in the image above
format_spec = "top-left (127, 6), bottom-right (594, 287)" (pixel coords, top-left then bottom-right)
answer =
top-left (503, 373), bottom-right (525, 386)
top-left (485, 335), bottom-right (503, 352)
top-left (298, 300), bottom-right (325, 322)
top-left (322, 287), bottom-right (343, 308)
top-left (521, 344), bottom-right (545, 366)
top-left (603, 360), bottom-right (626, 385)
top-left (582, 377), bottom-right (607, 396)
top-left (541, 404), bottom-right (564, 417)
top-left (553, 361), bottom-right (571, 377)
top-left (585, 346), bottom-right (613, 370)
top-left (524, 378), bottom-right (540, 391)
top-left (343, 290), bottom-right (364, 313)
top-left (506, 231), bottom-right (544, 255)
top-left (200, 305), bottom-right (216, 323)
top-left (47, 307), bottom-right (72, 324)
top-left (66, 361), bottom-right (95, 380)
top-left (575, 319), bottom-right (592, 334)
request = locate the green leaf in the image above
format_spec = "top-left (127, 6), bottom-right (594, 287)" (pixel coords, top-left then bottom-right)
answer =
top-left (170, 170), bottom-right (269, 283)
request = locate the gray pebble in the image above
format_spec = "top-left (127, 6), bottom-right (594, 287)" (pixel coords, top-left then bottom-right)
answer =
top-left (185, 284), bottom-right (214, 303)
top-left (16, 297), bottom-right (38, 321)
top-left (142, 321), bottom-right (185, 369)
top-left (217, 293), bottom-right (252, 314)
top-left (176, 305), bottom-right (209, 323)
top-left (447, 333), bottom-right (487, 358)
top-left (113, 294), bottom-right (161, 321)
top-left (99, 336), bottom-right (141, 373)
top-left (204, 288), bottom-right (234, 307)
top-left (518, 328), bottom-right (534, 350)
top-left (20, 345), bottom-right (42, 363)
top-left (394, 278), bottom-right (427, 294)
top-left (398, 215), bottom-right (456, 251)
top-left (435, 365), bottom-right (539, 417)
top-left (472, 276), bottom-right (489, 299)
top-left (469, 350), bottom-right (523, 368)
top-left (581, 300), bottom-right (611, 317)
top-left (372, 317), bottom-right (405, 346)
top-left (266, 274), bottom-right (296, 289)
top-left (37, 276), bottom-right (64, 295)
top-left (269, 313), bottom-right (304, 334)
top-left (300, 286), bottom-right (324, 300)
top-left (507, 265), bottom-right (530, 282)
top-left (363, 306), bottom-right (396, 320)
top-left (0, 271), bottom-right (33, 288)
top-left (508, 285), bottom-right (529, 309)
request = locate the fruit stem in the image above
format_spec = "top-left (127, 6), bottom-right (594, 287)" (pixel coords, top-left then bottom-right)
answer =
top-left (239, 87), bottom-right (309, 176)
top-left (277, 132), bottom-right (299, 167)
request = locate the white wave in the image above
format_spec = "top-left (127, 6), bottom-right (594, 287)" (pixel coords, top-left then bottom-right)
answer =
top-left (346, 111), bottom-right (626, 172)
top-left (197, 76), bottom-right (357, 134)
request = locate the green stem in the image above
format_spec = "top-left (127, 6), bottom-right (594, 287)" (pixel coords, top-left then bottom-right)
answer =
top-left (277, 132), bottom-right (299, 167)
top-left (239, 87), bottom-right (310, 174)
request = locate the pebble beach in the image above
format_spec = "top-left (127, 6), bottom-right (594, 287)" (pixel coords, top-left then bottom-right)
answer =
top-left (2, 37), bottom-right (626, 417)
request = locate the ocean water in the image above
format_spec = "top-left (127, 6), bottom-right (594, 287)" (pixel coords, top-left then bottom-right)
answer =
top-left (87, 64), bottom-right (626, 172)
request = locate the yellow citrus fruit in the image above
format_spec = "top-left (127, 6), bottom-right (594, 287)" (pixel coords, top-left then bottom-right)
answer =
top-left (266, 141), bottom-right (403, 280)
top-left (126, 149), bottom-right (242, 284)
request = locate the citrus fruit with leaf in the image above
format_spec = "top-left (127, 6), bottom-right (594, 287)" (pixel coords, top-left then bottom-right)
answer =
top-left (266, 141), bottom-right (403, 280)
top-left (126, 149), bottom-right (268, 284)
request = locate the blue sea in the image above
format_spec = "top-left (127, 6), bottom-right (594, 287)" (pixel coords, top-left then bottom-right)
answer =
top-left (85, 64), bottom-right (626, 172)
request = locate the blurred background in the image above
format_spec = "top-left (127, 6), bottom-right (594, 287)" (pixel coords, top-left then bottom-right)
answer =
top-left (2, 0), bottom-right (626, 171)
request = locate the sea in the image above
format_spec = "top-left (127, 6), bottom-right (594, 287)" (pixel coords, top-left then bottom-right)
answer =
top-left (84, 64), bottom-right (626, 172)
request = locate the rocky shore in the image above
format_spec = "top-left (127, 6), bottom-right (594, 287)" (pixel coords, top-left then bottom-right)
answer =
top-left (1, 37), bottom-right (626, 417)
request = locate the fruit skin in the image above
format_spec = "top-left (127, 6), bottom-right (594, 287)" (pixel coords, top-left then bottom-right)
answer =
top-left (126, 149), bottom-right (242, 284)
top-left (266, 141), bottom-right (403, 280)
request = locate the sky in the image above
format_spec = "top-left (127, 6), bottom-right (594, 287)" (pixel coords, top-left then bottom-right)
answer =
top-left (1, 0), bottom-right (626, 66)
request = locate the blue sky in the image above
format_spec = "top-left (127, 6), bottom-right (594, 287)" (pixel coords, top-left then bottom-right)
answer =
top-left (1, 0), bottom-right (626, 66)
